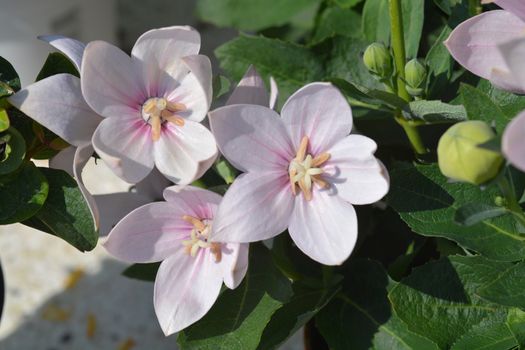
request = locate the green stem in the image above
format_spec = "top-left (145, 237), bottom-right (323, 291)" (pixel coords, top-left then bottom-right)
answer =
top-left (497, 176), bottom-right (525, 227)
top-left (389, 0), bottom-right (428, 156)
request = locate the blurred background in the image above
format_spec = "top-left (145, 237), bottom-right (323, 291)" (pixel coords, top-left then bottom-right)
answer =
top-left (0, 0), bottom-right (302, 349)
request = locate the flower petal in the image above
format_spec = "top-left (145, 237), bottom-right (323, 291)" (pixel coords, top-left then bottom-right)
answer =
top-left (81, 40), bottom-right (146, 118)
top-left (269, 77), bottom-right (279, 110)
top-left (220, 243), bottom-right (249, 289)
top-left (131, 26), bottom-right (201, 66)
top-left (226, 65), bottom-right (270, 106)
top-left (162, 185), bottom-right (222, 220)
top-left (92, 116), bottom-right (154, 184)
top-left (154, 249), bottom-right (223, 335)
top-left (494, 0), bottom-right (525, 22)
top-left (212, 172), bottom-right (294, 243)
top-left (503, 110), bottom-right (525, 172)
top-left (103, 201), bottom-right (191, 263)
top-left (49, 146), bottom-right (75, 176)
top-left (209, 104), bottom-right (294, 172)
top-left (281, 82), bottom-right (353, 154)
top-left (499, 37), bottom-right (525, 93)
top-left (8, 74), bottom-right (101, 147)
top-left (74, 143), bottom-right (100, 230)
top-left (154, 121), bottom-right (217, 185)
top-left (325, 135), bottom-right (389, 205)
top-left (444, 10), bottom-right (525, 93)
top-left (289, 190), bottom-right (357, 265)
top-left (38, 35), bottom-right (85, 71)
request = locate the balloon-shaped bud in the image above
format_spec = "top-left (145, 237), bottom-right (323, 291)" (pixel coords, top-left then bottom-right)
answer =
top-left (438, 121), bottom-right (503, 185)
top-left (363, 43), bottom-right (393, 79)
top-left (404, 59), bottom-right (427, 97)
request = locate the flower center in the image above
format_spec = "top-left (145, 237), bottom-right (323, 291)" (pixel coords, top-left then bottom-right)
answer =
top-left (289, 136), bottom-right (330, 201)
top-left (141, 97), bottom-right (187, 142)
top-left (181, 215), bottom-right (221, 262)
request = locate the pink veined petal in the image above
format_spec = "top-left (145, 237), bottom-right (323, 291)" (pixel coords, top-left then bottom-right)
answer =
top-left (81, 40), bottom-right (147, 118)
top-left (74, 143), bottom-right (100, 231)
top-left (154, 120), bottom-right (218, 185)
top-left (226, 65), bottom-right (270, 107)
top-left (269, 77), bottom-right (279, 110)
top-left (324, 135), bottom-right (390, 205)
top-left (289, 189), bottom-right (358, 266)
top-left (94, 192), bottom-right (152, 236)
top-left (92, 115), bottom-right (154, 184)
top-left (494, 0), bottom-right (525, 22)
top-left (103, 201), bottom-right (192, 263)
top-left (38, 35), bottom-right (85, 71)
top-left (212, 172), bottom-right (294, 243)
top-left (209, 104), bottom-right (294, 172)
top-left (499, 37), bottom-right (525, 93)
top-left (154, 248), bottom-right (223, 335)
top-left (162, 55), bottom-right (212, 123)
top-left (503, 110), bottom-right (525, 172)
top-left (444, 10), bottom-right (525, 93)
top-left (8, 74), bottom-right (101, 147)
top-left (220, 243), bottom-right (249, 290)
top-left (131, 26), bottom-right (201, 68)
top-left (281, 82), bottom-right (353, 155)
top-left (162, 185), bottom-right (222, 220)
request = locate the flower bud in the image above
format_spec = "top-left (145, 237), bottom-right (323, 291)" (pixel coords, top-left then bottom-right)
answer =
top-left (438, 121), bottom-right (503, 185)
top-left (404, 59), bottom-right (427, 97)
top-left (363, 43), bottom-right (393, 79)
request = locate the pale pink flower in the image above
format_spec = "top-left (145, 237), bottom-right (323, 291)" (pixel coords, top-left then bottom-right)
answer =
top-left (103, 186), bottom-right (248, 335)
top-left (445, 0), bottom-right (525, 93)
top-left (209, 83), bottom-right (389, 265)
top-left (81, 26), bottom-right (217, 184)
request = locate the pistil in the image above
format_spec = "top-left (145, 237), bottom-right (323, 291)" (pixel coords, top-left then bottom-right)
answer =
top-left (289, 136), bottom-right (330, 201)
top-left (141, 98), bottom-right (187, 141)
top-left (181, 215), bottom-right (221, 262)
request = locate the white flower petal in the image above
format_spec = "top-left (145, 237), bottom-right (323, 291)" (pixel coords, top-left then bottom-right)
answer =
top-left (39, 35), bottom-right (85, 71)
top-left (226, 65), bottom-right (270, 107)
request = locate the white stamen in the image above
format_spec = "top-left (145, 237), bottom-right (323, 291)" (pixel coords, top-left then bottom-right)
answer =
top-left (141, 97), bottom-right (187, 142)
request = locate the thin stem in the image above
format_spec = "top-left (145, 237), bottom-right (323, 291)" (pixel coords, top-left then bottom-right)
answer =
top-left (395, 116), bottom-right (427, 155)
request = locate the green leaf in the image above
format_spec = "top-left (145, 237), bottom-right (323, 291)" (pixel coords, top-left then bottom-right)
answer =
top-left (507, 308), bottom-right (525, 348)
top-left (403, 100), bottom-right (467, 123)
top-left (460, 84), bottom-right (512, 133)
top-left (0, 109), bottom-right (9, 132)
top-left (316, 259), bottom-right (439, 350)
top-left (388, 255), bottom-right (511, 349)
top-left (212, 75), bottom-right (231, 100)
top-left (477, 261), bottom-right (525, 309)
top-left (425, 26), bottom-right (454, 99)
top-left (333, 0), bottom-right (363, 8)
top-left (332, 78), bottom-right (405, 110)
top-left (196, 0), bottom-right (320, 31)
top-left (454, 203), bottom-right (508, 226)
top-left (311, 6), bottom-right (362, 45)
top-left (0, 127), bottom-right (26, 175)
top-left (214, 159), bottom-right (237, 184)
top-left (388, 162), bottom-right (525, 261)
top-left (362, 0), bottom-right (390, 45)
top-left (0, 163), bottom-right (48, 224)
top-left (0, 56), bottom-right (20, 98)
top-left (122, 262), bottom-right (160, 282)
top-left (476, 79), bottom-right (525, 120)
top-left (177, 244), bottom-right (293, 350)
top-left (28, 168), bottom-right (98, 251)
top-left (401, 0), bottom-right (424, 58)
top-left (36, 52), bottom-right (79, 81)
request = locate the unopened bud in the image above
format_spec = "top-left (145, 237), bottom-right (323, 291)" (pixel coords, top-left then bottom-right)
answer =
top-left (363, 43), bottom-right (393, 79)
top-left (438, 121), bottom-right (503, 185)
top-left (405, 59), bottom-right (427, 97)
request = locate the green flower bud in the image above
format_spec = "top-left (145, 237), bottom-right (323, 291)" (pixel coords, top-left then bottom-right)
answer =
top-left (363, 43), bottom-right (393, 79)
top-left (404, 59), bottom-right (427, 97)
top-left (438, 121), bottom-right (503, 185)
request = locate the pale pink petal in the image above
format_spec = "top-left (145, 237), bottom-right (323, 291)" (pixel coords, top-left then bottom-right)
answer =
top-left (38, 35), bottom-right (85, 71)
top-left (209, 104), bottom-right (294, 172)
top-left (154, 249), bottom-right (223, 335)
top-left (226, 65), bottom-right (270, 106)
top-left (281, 82), bottom-right (353, 154)
top-left (220, 243), bottom-right (249, 289)
top-left (503, 110), bottom-right (525, 172)
top-left (212, 172), bottom-right (294, 243)
top-left (289, 190), bottom-right (357, 265)
top-left (8, 74), bottom-right (101, 147)
top-left (162, 185), bottom-right (222, 220)
top-left (154, 121), bottom-right (217, 185)
top-left (103, 202), bottom-right (192, 263)
top-left (269, 77), bottom-right (279, 109)
top-left (131, 26), bottom-right (200, 67)
top-left (81, 41), bottom-right (146, 118)
top-left (444, 10), bottom-right (525, 93)
top-left (324, 135), bottom-right (389, 205)
top-left (495, 0), bottom-right (525, 21)
top-left (92, 116), bottom-right (154, 183)
top-left (49, 146), bottom-right (75, 176)
top-left (73, 143), bottom-right (100, 230)
top-left (162, 55), bottom-right (212, 123)
top-left (499, 38), bottom-right (525, 92)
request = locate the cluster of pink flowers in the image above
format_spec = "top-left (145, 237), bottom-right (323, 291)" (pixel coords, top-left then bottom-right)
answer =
top-left (8, 26), bottom-right (389, 335)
